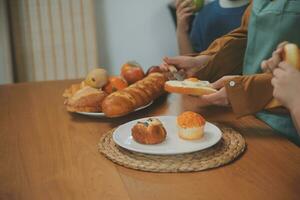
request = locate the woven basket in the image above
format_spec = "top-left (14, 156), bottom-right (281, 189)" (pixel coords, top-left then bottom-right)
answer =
top-left (98, 125), bottom-right (246, 173)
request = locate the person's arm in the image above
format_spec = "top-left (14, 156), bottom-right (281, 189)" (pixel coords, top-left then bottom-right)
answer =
top-left (291, 107), bottom-right (300, 135)
top-left (177, 31), bottom-right (194, 55)
top-left (176, 0), bottom-right (195, 55)
top-left (162, 3), bottom-right (251, 78)
top-left (199, 73), bottom-right (274, 117)
top-left (225, 73), bottom-right (274, 117)
top-left (193, 3), bottom-right (252, 82)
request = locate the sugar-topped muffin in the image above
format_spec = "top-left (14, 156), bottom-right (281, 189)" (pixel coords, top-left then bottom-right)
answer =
top-left (177, 111), bottom-right (206, 140)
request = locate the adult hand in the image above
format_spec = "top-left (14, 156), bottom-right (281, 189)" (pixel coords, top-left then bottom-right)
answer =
top-left (176, 0), bottom-right (194, 33)
top-left (261, 41), bottom-right (289, 73)
top-left (199, 75), bottom-right (240, 106)
top-left (160, 55), bottom-right (211, 77)
top-left (272, 61), bottom-right (300, 110)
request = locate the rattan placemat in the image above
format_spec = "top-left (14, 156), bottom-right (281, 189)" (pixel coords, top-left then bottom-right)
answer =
top-left (98, 125), bottom-right (246, 173)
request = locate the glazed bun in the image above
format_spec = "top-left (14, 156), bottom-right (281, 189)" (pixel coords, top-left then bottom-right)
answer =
top-left (177, 111), bottom-right (206, 140)
top-left (164, 78), bottom-right (216, 96)
top-left (283, 43), bottom-right (300, 69)
top-left (132, 118), bottom-right (167, 144)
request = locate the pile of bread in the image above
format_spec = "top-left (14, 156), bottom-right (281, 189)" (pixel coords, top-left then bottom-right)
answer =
top-left (63, 61), bottom-right (166, 117)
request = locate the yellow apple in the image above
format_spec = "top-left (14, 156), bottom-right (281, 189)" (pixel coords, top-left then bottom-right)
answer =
top-left (85, 68), bottom-right (108, 88)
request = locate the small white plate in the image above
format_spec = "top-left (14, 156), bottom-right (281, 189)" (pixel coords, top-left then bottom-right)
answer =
top-left (76, 101), bottom-right (153, 117)
top-left (113, 115), bottom-right (222, 155)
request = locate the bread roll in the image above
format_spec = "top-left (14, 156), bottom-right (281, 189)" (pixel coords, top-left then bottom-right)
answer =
top-left (102, 73), bottom-right (166, 117)
top-left (65, 86), bottom-right (107, 112)
top-left (132, 118), bottom-right (167, 144)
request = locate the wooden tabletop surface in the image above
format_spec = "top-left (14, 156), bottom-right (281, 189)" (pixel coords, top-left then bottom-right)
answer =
top-left (0, 80), bottom-right (299, 200)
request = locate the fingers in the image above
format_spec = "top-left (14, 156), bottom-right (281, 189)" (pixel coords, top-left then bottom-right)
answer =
top-left (164, 56), bottom-right (180, 66)
top-left (261, 48), bottom-right (284, 73)
top-left (278, 61), bottom-right (294, 71)
top-left (159, 62), bottom-right (170, 72)
top-left (179, 8), bottom-right (194, 19)
top-left (211, 77), bottom-right (226, 89)
top-left (175, 0), bottom-right (181, 8)
top-left (261, 60), bottom-right (271, 73)
top-left (273, 68), bottom-right (282, 78)
top-left (271, 77), bottom-right (276, 87)
top-left (277, 41), bottom-right (289, 50)
top-left (177, 0), bottom-right (192, 11)
top-left (200, 88), bottom-right (229, 106)
top-left (201, 92), bottom-right (220, 103)
top-left (178, 6), bottom-right (194, 15)
top-left (210, 76), bottom-right (237, 90)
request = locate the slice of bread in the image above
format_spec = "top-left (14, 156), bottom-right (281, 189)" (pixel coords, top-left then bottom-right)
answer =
top-left (164, 78), bottom-right (217, 96)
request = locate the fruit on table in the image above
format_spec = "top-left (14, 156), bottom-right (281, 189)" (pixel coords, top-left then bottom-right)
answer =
top-left (85, 68), bottom-right (108, 88)
top-left (178, 0), bottom-right (204, 12)
top-left (121, 61), bottom-right (145, 84)
top-left (192, 0), bottom-right (204, 12)
top-left (146, 66), bottom-right (163, 75)
top-left (104, 76), bottom-right (128, 94)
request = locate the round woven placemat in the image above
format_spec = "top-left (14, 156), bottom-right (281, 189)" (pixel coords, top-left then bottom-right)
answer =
top-left (98, 125), bottom-right (246, 173)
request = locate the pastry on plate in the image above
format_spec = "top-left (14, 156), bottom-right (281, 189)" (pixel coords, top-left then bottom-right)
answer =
top-left (64, 86), bottom-right (107, 112)
top-left (164, 77), bottom-right (216, 96)
top-left (131, 118), bottom-right (167, 144)
top-left (63, 81), bottom-right (87, 98)
top-left (177, 111), bottom-right (206, 140)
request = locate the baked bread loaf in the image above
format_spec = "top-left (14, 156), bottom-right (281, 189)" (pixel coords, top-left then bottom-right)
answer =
top-left (132, 118), bottom-right (167, 144)
top-left (102, 73), bottom-right (166, 117)
top-left (164, 78), bottom-right (216, 96)
top-left (177, 111), bottom-right (206, 140)
top-left (65, 86), bottom-right (107, 112)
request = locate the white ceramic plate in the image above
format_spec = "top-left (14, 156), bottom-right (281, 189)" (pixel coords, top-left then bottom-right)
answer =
top-left (113, 115), bottom-right (222, 155)
top-left (76, 101), bottom-right (153, 117)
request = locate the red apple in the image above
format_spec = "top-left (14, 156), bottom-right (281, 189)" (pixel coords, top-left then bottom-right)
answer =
top-left (121, 61), bottom-right (145, 84)
top-left (146, 66), bottom-right (163, 75)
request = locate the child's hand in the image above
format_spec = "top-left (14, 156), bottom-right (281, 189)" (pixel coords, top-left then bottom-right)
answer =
top-left (160, 55), bottom-right (211, 77)
top-left (199, 75), bottom-right (240, 106)
top-left (176, 0), bottom-right (194, 33)
top-left (272, 61), bottom-right (300, 110)
top-left (261, 41), bottom-right (289, 73)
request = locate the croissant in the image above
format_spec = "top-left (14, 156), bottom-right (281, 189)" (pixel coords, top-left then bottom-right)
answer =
top-left (102, 73), bottom-right (166, 117)
top-left (63, 81), bottom-right (87, 98)
top-left (65, 86), bottom-right (107, 112)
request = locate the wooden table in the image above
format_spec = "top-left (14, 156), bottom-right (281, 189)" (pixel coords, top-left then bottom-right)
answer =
top-left (0, 80), bottom-right (299, 200)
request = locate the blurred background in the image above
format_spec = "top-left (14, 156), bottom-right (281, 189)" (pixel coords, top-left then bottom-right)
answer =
top-left (0, 0), bottom-right (181, 84)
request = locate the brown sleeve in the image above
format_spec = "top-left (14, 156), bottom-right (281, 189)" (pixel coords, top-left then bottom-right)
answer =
top-left (225, 73), bottom-right (274, 117)
top-left (193, 4), bottom-right (252, 82)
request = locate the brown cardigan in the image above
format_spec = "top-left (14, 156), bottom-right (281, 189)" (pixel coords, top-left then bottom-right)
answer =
top-left (194, 4), bottom-right (278, 117)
